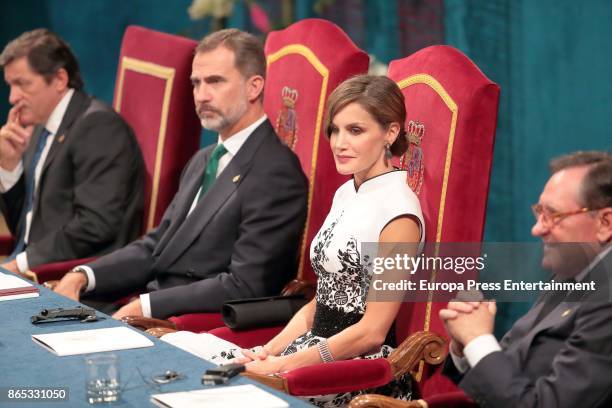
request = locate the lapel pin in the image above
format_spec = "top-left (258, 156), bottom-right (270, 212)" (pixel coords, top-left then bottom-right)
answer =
top-left (561, 309), bottom-right (572, 317)
top-left (57, 134), bottom-right (65, 143)
top-left (232, 175), bottom-right (241, 183)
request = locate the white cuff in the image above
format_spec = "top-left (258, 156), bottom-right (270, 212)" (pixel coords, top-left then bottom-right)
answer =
top-left (450, 350), bottom-right (470, 373)
top-left (139, 293), bottom-right (152, 318)
top-left (0, 161), bottom-right (23, 192)
top-left (78, 265), bottom-right (96, 293)
top-left (15, 252), bottom-right (29, 273)
top-left (463, 334), bottom-right (502, 368)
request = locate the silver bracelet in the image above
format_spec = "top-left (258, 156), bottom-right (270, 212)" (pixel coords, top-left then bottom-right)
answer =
top-left (317, 339), bottom-right (334, 363)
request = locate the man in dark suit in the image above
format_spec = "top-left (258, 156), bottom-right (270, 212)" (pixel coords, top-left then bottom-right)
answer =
top-left (440, 151), bottom-right (612, 408)
top-left (54, 29), bottom-right (308, 320)
top-left (0, 29), bottom-right (144, 274)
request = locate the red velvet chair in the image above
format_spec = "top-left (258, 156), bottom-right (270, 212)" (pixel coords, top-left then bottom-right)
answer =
top-left (0, 235), bottom-right (13, 255)
top-left (20, 26), bottom-right (201, 283)
top-left (226, 45), bottom-right (499, 407)
top-left (134, 18), bottom-right (369, 333)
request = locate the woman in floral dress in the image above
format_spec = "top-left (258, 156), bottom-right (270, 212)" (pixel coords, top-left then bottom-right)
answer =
top-left (163, 75), bottom-right (424, 406)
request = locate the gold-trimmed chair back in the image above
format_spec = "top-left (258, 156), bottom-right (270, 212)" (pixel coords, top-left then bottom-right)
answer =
top-left (114, 25), bottom-right (201, 232)
top-left (389, 45), bottom-right (500, 396)
top-left (264, 18), bottom-right (369, 283)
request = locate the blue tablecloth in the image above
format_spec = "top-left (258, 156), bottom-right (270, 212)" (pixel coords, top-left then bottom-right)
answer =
top-left (0, 273), bottom-right (312, 407)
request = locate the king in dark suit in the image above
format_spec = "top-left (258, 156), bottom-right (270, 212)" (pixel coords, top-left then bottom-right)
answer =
top-left (0, 29), bottom-right (144, 274)
top-left (440, 151), bottom-right (612, 408)
top-left (54, 29), bottom-right (308, 320)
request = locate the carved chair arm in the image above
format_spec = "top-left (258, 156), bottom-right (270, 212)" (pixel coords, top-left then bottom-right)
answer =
top-left (349, 394), bottom-right (427, 408)
top-left (241, 372), bottom-right (289, 392)
top-left (387, 331), bottom-right (448, 378)
top-left (281, 278), bottom-right (316, 299)
top-left (121, 316), bottom-right (177, 331)
top-left (145, 327), bottom-right (179, 338)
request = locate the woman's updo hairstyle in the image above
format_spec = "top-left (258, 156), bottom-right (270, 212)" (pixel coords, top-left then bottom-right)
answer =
top-left (325, 74), bottom-right (408, 157)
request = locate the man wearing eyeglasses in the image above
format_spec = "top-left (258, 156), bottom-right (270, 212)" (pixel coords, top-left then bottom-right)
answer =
top-left (440, 151), bottom-right (612, 408)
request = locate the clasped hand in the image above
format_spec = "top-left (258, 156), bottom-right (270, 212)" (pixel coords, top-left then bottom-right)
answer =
top-left (439, 299), bottom-right (497, 356)
top-left (233, 347), bottom-right (283, 374)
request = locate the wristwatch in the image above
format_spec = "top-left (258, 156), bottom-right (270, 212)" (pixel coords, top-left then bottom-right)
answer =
top-left (68, 266), bottom-right (89, 292)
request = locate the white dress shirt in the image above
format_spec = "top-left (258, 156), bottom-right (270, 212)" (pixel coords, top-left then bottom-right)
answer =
top-left (0, 89), bottom-right (75, 273)
top-left (80, 115), bottom-right (267, 317)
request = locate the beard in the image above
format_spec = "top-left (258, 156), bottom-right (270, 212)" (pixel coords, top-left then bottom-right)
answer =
top-left (541, 242), bottom-right (598, 277)
top-left (197, 95), bottom-right (249, 133)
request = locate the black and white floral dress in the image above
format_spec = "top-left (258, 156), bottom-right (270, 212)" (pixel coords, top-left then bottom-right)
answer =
top-left (163, 170), bottom-right (424, 407)
top-left (283, 170), bottom-right (424, 406)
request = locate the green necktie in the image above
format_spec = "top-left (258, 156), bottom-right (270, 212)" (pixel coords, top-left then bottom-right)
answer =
top-left (198, 143), bottom-right (228, 201)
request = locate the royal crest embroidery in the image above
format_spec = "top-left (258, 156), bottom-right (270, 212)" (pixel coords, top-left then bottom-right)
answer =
top-left (275, 86), bottom-right (299, 149)
top-left (400, 120), bottom-right (425, 195)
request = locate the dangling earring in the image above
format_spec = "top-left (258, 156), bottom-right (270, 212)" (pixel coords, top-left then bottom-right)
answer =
top-left (384, 142), bottom-right (392, 164)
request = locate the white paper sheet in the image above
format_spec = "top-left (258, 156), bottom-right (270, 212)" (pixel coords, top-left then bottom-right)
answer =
top-left (151, 384), bottom-right (289, 408)
top-left (0, 292), bottom-right (39, 301)
top-left (32, 326), bottom-right (154, 356)
top-left (0, 272), bottom-right (39, 301)
top-left (160, 331), bottom-right (242, 362)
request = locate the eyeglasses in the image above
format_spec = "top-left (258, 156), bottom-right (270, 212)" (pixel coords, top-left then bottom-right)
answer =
top-left (531, 204), bottom-right (599, 227)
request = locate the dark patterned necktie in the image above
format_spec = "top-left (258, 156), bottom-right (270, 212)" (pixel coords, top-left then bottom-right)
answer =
top-left (197, 143), bottom-right (227, 201)
top-left (11, 128), bottom-right (52, 255)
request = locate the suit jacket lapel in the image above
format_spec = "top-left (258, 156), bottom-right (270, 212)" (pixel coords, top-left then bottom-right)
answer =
top-left (499, 299), bottom-right (541, 365)
top-left (532, 250), bottom-right (611, 333)
top-left (152, 148), bottom-right (212, 255)
top-left (155, 159), bottom-right (243, 267)
top-left (511, 249), bottom-right (612, 362)
top-left (30, 91), bottom-right (90, 215)
top-left (500, 295), bottom-right (565, 366)
top-left (154, 120), bottom-right (272, 270)
top-left (41, 91), bottom-right (90, 176)
top-left (529, 300), bottom-right (572, 333)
